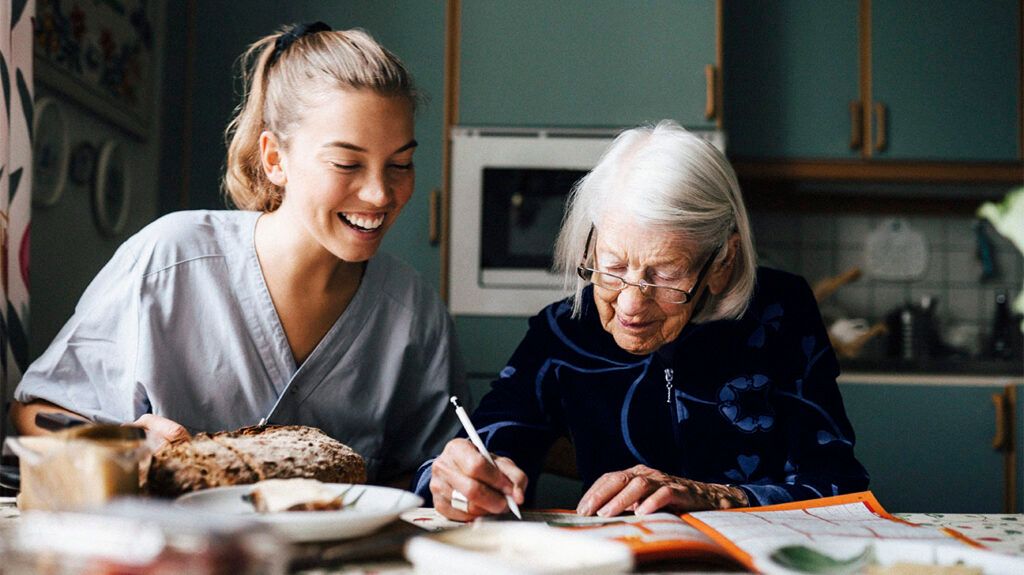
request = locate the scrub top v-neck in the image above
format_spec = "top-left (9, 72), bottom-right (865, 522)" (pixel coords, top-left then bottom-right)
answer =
top-left (242, 222), bottom-right (382, 412)
top-left (16, 210), bottom-right (466, 482)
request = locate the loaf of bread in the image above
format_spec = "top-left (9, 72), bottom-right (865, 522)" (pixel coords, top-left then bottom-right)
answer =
top-left (147, 425), bottom-right (366, 497)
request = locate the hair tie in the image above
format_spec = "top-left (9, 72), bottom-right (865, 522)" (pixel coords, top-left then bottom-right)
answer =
top-left (269, 21), bottom-right (332, 67)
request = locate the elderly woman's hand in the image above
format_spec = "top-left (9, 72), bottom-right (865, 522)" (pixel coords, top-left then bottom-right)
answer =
top-left (430, 438), bottom-right (528, 520)
top-left (576, 464), bottom-right (747, 517)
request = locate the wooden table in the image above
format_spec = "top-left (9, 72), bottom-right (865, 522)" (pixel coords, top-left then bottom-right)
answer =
top-left (3, 498), bottom-right (1024, 573)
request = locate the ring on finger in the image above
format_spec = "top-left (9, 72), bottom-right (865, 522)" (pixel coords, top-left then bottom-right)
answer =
top-left (451, 488), bottom-right (469, 513)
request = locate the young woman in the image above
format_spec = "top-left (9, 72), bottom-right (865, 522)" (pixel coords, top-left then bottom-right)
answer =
top-left (12, 23), bottom-right (465, 485)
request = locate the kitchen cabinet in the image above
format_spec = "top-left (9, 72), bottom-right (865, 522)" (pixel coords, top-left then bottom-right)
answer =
top-left (458, 0), bottom-right (719, 129)
top-left (840, 381), bottom-right (1017, 513)
top-left (724, 0), bottom-right (860, 160)
top-left (724, 0), bottom-right (1020, 180)
top-left (871, 1), bottom-right (1019, 161)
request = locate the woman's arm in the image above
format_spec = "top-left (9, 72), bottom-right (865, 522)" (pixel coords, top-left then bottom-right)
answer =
top-left (412, 307), bottom-right (565, 514)
top-left (11, 398), bottom-right (190, 445)
top-left (10, 399), bottom-right (89, 435)
top-left (14, 241), bottom-right (145, 426)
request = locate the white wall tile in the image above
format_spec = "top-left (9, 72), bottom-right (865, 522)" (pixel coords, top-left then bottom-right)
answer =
top-left (943, 217), bottom-right (976, 249)
top-left (751, 213), bottom-right (801, 247)
top-left (837, 216), bottom-right (873, 248)
top-left (801, 247), bottom-right (836, 286)
top-left (946, 250), bottom-right (981, 285)
top-left (800, 215), bottom-right (836, 246)
top-left (873, 284), bottom-right (911, 319)
top-left (946, 287), bottom-right (981, 322)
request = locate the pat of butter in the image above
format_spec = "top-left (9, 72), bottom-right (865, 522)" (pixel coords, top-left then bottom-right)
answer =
top-left (250, 478), bottom-right (342, 513)
top-left (8, 435), bottom-right (146, 511)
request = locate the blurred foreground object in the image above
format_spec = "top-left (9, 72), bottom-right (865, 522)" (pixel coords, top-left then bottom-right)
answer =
top-left (5, 424), bottom-right (151, 511)
top-left (0, 499), bottom-right (287, 574)
top-left (405, 522), bottom-right (633, 575)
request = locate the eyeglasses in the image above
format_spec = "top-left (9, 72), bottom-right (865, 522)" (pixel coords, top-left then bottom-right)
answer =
top-left (576, 225), bottom-right (720, 305)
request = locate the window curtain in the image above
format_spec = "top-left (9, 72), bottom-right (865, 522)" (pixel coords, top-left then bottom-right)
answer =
top-left (1, 0), bottom-right (33, 443)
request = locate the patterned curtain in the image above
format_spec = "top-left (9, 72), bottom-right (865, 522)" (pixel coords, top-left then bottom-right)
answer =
top-left (1, 0), bottom-right (33, 443)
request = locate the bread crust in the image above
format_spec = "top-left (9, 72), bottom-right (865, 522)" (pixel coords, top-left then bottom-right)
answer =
top-left (147, 425), bottom-right (366, 497)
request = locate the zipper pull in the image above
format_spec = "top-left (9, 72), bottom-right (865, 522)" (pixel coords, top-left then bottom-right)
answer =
top-left (664, 368), bottom-right (674, 404)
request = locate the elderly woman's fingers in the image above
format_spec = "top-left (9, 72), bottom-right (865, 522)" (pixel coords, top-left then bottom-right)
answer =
top-left (446, 438), bottom-right (516, 494)
top-left (595, 474), bottom-right (657, 517)
top-left (576, 470), bottom-right (633, 516)
top-left (494, 456), bottom-right (528, 504)
top-left (431, 439), bottom-right (514, 517)
top-left (443, 473), bottom-right (509, 515)
top-left (429, 475), bottom-right (489, 521)
top-left (635, 485), bottom-right (681, 516)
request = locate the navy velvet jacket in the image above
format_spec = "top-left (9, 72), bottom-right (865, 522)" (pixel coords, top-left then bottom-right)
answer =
top-left (414, 267), bottom-right (869, 507)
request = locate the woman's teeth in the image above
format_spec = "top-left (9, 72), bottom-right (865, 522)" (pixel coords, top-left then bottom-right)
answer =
top-left (339, 213), bottom-right (385, 231)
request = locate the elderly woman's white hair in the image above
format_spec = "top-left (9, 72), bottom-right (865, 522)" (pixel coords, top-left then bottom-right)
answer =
top-left (553, 120), bottom-right (757, 322)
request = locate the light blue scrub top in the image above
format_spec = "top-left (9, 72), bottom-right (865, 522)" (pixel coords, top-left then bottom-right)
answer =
top-left (15, 210), bottom-right (467, 482)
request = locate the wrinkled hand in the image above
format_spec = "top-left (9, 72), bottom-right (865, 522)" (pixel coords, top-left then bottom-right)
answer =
top-left (576, 464), bottom-right (748, 517)
top-left (430, 438), bottom-right (527, 521)
top-left (130, 414), bottom-right (190, 447)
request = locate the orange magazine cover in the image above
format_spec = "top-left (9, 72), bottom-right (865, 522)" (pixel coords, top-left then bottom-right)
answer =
top-left (682, 491), bottom-right (982, 572)
top-left (518, 492), bottom-right (981, 569)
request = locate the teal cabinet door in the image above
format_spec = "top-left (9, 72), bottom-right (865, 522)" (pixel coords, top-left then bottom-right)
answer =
top-left (723, 0), bottom-right (860, 159)
top-left (871, 0), bottom-right (1020, 161)
top-left (459, 0), bottom-right (717, 128)
top-left (841, 383), bottom-right (1006, 513)
top-left (1017, 384), bottom-right (1023, 513)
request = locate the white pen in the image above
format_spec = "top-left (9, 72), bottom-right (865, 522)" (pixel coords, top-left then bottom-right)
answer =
top-left (449, 396), bottom-right (522, 520)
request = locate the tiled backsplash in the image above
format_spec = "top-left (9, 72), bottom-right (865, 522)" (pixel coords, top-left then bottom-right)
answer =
top-left (751, 211), bottom-right (1022, 358)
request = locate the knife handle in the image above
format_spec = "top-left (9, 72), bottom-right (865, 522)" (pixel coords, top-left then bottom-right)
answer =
top-left (35, 411), bottom-right (90, 431)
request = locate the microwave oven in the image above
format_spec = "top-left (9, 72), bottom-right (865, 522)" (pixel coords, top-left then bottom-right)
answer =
top-left (448, 126), bottom-right (725, 316)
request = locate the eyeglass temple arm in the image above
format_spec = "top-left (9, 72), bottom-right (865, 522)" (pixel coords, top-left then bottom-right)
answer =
top-left (580, 225), bottom-right (595, 262)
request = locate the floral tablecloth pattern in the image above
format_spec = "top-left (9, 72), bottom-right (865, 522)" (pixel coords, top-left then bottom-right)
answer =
top-left (899, 512), bottom-right (1024, 555)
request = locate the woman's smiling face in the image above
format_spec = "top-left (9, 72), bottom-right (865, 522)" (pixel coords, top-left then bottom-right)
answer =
top-left (271, 88), bottom-right (416, 263)
top-left (591, 210), bottom-right (710, 355)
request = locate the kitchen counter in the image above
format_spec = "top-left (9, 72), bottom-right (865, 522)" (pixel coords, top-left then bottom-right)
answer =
top-left (839, 356), bottom-right (1022, 386)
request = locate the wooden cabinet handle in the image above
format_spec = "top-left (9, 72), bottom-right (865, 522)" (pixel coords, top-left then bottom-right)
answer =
top-left (428, 188), bottom-right (441, 245)
top-left (704, 64), bottom-right (717, 120)
top-left (873, 101), bottom-right (888, 151)
top-left (991, 391), bottom-right (1010, 452)
top-left (849, 101), bottom-right (864, 150)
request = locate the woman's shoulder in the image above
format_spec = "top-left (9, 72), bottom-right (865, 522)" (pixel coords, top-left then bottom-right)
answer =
top-left (125, 210), bottom-right (258, 274)
top-left (137, 209), bottom-right (257, 240)
top-left (731, 266), bottom-right (823, 334)
top-left (749, 266), bottom-right (816, 308)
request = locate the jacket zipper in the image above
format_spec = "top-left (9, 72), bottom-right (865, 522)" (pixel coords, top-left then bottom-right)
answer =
top-left (664, 367), bottom-right (674, 403)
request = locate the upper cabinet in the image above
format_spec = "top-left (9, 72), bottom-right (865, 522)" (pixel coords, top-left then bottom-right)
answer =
top-left (724, 0), bottom-right (1021, 179)
top-left (871, 0), bottom-right (1019, 161)
top-left (458, 0), bottom-right (719, 129)
top-left (723, 1), bottom-right (861, 160)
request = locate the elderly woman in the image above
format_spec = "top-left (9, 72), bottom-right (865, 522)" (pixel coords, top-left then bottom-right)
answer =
top-left (415, 120), bottom-right (868, 519)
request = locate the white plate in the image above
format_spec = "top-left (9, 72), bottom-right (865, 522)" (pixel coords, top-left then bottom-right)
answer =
top-left (175, 483), bottom-right (422, 542)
